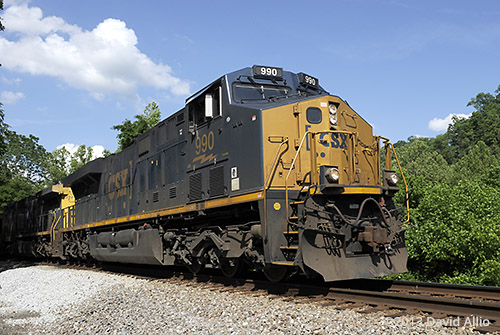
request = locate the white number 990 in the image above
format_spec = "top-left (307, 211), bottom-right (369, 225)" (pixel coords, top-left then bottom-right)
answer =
top-left (305, 75), bottom-right (316, 86)
top-left (261, 67), bottom-right (278, 76)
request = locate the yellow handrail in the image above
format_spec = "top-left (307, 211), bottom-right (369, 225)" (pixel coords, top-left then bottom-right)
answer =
top-left (264, 138), bottom-right (289, 190)
top-left (49, 211), bottom-right (60, 246)
top-left (263, 138), bottom-right (289, 239)
top-left (283, 130), bottom-right (356, 224)
top-left (379, 136), bottom-right (410, 224)
top-left (279, 131), bottom-right (409, 226)
top-left (284, 131), bottom-right (311, 224)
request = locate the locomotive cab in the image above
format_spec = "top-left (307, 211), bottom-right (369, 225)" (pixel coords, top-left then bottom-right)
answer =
top-left (249, 66), bottom-right (408, 281)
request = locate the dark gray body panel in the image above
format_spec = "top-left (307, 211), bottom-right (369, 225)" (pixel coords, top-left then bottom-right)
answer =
top-left (64, 74), bottom-right (266, 227)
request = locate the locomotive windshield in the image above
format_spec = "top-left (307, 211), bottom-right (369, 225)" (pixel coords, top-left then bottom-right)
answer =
top-left (232, 83), bottom-right (291, 103)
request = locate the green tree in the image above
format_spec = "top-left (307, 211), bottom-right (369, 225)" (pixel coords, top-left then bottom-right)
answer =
top-left (392, 108), bottom-right (500, 285)
top-left (0, 103), bottom-right (109, 210)
top-left (0, 105), bottom-right (10, 206)
top-left (4, 130), bottom-right (48, 182)
top-left (452, 141), bottom-right (500, 185)
top-left (442, 86), bottom-right (500, 162)
top-left (0, 129), bottom-right (49, 209)
top-left (45, 146), bottom-right (71, 185)
top-left (112, 102), bottom-right (161, 151)
top-left (0, 0), bottom-right (5, 32)
top-left (45, 145), bottom-right (109, 185)
top-left (0, 105), bottom-right (7, 158)
top-left (69, 145), bottom-right (94, 172)
top-left (393, 137), bottom-right (452, 210)
top-left (407, 180), bottom-right (500, 286)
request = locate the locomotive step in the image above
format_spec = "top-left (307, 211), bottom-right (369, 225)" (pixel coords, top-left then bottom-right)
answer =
top-left (271, 261), bottom-right (295, 266)
top-left (283, 231), bottom-right (299, 235)
top-left (279, 246), bottom-right (299, 250)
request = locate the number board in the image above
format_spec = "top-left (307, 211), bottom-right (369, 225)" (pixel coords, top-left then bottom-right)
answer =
top-left (252, 65), bottom-right (283, 80)
top-left (298, 72), bottom-right (319, 88)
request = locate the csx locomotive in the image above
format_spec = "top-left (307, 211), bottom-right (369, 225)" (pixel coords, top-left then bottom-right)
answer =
top-left (1, 66), bottom-right (409, 282)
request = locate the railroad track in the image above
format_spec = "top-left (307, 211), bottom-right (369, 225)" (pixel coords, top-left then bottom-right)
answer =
top-left (10, 259), bottom-right (500, 334)
top-left (93, 263), bottom-right (500, 333)
top-left (324, 279), bottom-right (500, 333)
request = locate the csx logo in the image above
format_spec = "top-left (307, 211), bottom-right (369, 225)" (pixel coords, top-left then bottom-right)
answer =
top-left (319, 132), bottom-right (348, 149)
top-left (305, 125), bottom-right (348, 150)
top-left (107, 168), bottom-right (129, 200)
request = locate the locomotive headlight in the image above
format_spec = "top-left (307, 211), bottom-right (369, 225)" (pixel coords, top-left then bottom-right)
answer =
top-left (325, 167), bottom-right (340, 183)
top-left (388, 173), bottom-right (399, 186)
top-left (329, 103), bottom-right (337, 126)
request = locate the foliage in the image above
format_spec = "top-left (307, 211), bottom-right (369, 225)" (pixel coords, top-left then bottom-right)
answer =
top-left (112, 102), bottom-right (161, 151)
top-left (0, 105), bottom-right (11, 208)
top-left (429, 85), bottom-right (500, 163)
top-left (0, 106), bottom-right (7, 157)
top-left (1, 103), bottom-right (50, 210)
top-left (407, 181), bottom-right (500, 286)
top-left (69, 145), bottom-right (94, 172)
top-left (45, 145), bottom-right (106, 185)
top-left (392, 85), bottom-right (500, 286)
top-left (0, 128), bottom-right (49, 209)
top-left (0, 0), bottom-right (4, 32)
top-left (0, 103), bottom-right (108, 210)
top-left (45, 146), bottom-right (71, 186)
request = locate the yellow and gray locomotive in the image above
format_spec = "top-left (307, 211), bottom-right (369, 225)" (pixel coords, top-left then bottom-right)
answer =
top-left (1, 66), bottom-right (408, 282)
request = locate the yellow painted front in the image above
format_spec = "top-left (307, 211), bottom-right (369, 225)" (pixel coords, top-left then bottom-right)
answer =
top-left (49, 184), bottom-right (75, 209)
top-left (262, 96), bottom-right (381, 191)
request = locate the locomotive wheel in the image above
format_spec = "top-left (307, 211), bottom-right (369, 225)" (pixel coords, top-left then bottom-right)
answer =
top-left (263, 264), bottom-right (290, 282)
top-left (187, 258), bottom-right (205, 274)
top-left (220, 257), bottom-right (242, 278)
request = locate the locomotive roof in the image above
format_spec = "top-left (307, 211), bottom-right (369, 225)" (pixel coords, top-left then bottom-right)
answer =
top-left (186, 65), bottom-right (330, 108)
top-left (60, 66), bottom-right (336, 190)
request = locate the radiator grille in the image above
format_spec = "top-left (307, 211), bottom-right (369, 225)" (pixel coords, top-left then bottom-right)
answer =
top-left (209, 166), bottom-right (224, 197)
top-left (169, 186), bottom-right (177, 199)
top-left (189, 173), bottom-right (202, 201)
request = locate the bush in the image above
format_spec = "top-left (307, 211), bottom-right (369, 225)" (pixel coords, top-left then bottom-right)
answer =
top-left (405, 180), bottom-right (500, 286)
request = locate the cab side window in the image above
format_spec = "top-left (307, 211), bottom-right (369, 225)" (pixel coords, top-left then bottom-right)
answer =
top-left (188, 85), bottom-right (222, 126)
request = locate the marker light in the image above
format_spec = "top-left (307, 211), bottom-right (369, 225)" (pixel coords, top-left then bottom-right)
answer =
top-left (329, 103), bottom-right (337, 126)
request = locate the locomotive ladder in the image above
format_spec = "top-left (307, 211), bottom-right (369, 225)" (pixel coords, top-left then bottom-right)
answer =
top-left (264, 137), bottom-right (300, 266)
top-left (279, 198), bottom-right (303, 263)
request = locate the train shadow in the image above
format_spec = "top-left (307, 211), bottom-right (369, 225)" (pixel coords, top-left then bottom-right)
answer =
top-left (0, 258), bottom-right (38, 273)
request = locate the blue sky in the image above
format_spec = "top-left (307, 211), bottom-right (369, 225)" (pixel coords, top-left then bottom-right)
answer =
top-left (1, 0), bottom-right (499, 155)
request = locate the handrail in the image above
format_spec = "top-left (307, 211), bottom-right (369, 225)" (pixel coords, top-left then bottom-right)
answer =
top-left (281, 131), bottom-right (409, 226)
top-left (264, 138), bottom-right (289, 190)
top-left (49, 211), bottom-right (60, 247)
top-left (284, 130), bottom-right (356, 224)
top-left (378, 136), bottom-right (410, 224)
top-left (263, 138), bottom-right (289, 239)
top-left (284, 131), bottom-right (312, 224)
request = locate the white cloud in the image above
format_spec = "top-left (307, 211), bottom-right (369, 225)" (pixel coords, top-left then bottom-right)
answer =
top-left (0, 3), bottom-right (190, 99)
top-left (57, 143), bottom-right (106, 160)
top-left (1, 91), bottom-right (25, 104)
top-left (2, 76), bottom-right (22, 85)
top-left (428, 113), bottom-right (472, 132)
top-left (91, 145), bottom-right (106, 158)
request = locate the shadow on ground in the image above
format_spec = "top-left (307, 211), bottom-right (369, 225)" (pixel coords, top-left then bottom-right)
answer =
top-left (0, 259), bottom-right (37, 273)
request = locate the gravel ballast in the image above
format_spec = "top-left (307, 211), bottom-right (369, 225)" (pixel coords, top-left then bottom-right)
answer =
top-left (0, 261), bottom-right (491, 334)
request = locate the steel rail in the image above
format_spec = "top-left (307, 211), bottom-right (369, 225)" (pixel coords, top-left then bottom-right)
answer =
top-left (32, 260), bottom-right (500, 333)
